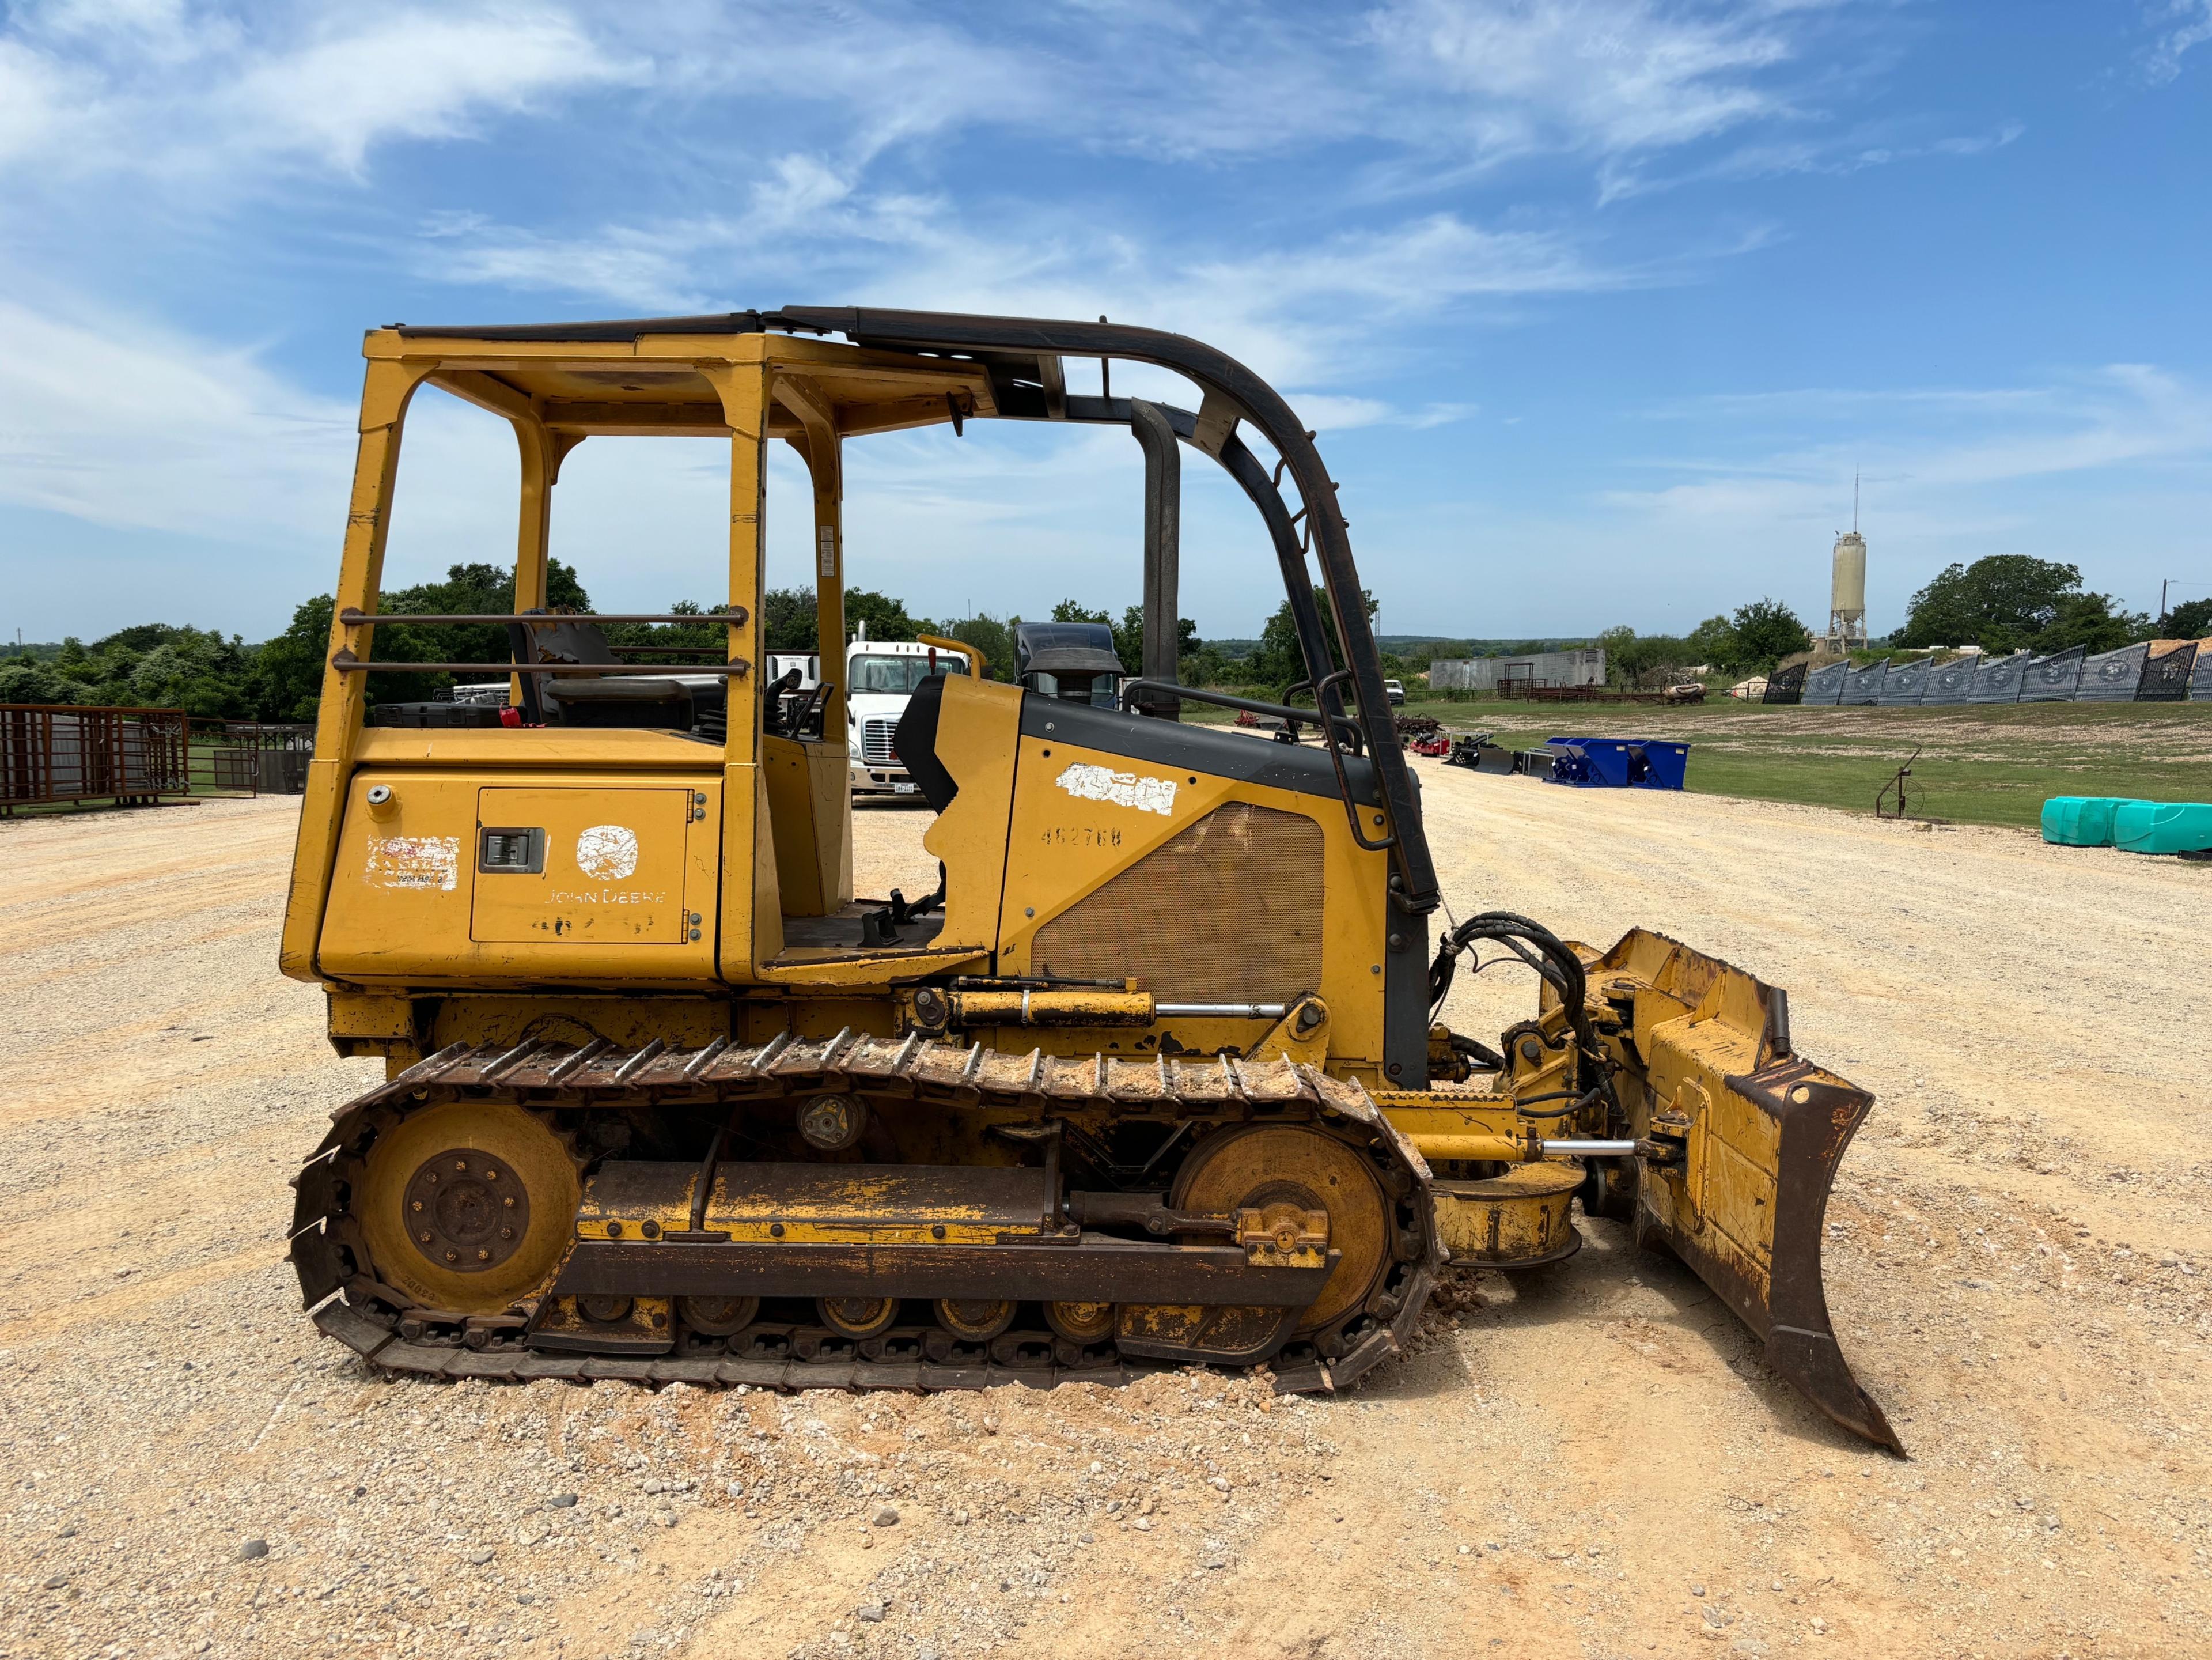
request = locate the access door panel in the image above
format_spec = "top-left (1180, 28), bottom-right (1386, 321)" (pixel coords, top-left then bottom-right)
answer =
top-left (471, 788), bottom-right (695, 946)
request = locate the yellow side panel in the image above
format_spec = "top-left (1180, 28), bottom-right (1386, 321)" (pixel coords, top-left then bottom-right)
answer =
top-left (761, 736), bottom-right (855, 918)
top-left (919, 675), bottom-right (1022, 954)
top-left (995, 731), bottom-right (1391, 1067)
top-left (762, 735), bottom-right (825, 916)
top-left (806, 739), bottom-right (853, 911)
top-left (1029, 802), bottom-right (1323, 1003)
top-left (317, 771), bottom-right (719, 984)
top-left (317, 773), bottom-right (477, 973)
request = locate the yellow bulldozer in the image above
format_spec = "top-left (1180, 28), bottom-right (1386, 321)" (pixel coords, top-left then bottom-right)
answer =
top-left (282, 308), bottom-right (1897, 1451)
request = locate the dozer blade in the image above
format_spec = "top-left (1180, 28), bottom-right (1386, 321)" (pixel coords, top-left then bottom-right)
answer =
top-left (1594, 929), bottom-right (1903, 1453)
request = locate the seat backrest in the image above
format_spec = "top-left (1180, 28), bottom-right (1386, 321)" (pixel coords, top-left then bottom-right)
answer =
top-left (529, 618), bottom-right (618, 665)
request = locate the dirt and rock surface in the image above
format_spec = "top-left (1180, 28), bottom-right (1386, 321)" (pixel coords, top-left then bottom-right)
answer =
top-left (1, 774), bottom-right (2206, 1658)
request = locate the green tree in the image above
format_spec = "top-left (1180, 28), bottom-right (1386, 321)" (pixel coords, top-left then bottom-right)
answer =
top-left (1596, 626), bottom-right (1698, 689)
top-left (0, 660), bottom-right (80, 704)
top-left (1897, 556), bottom-right (2083, 652)
top-left (756, 587), bottom-right (930, 653)
top-left (761, 588), bottom-right (818, 652)
top-left (116, 628), bottom-right (259, 717)
top-left (252, 596), bottom-right (336, 720)
top-left (252, 559), bottom-right (594, 718)
top-left (843, 588), bottom-right (926, 642)
top-left (2162, 596), bottom-right (2212, 638)
top-left (1728, 598), bottom-right (1812, 670)
top-left (1181, 640), bottom-right (1229, 686)
top-left (1684, 614), bottom-right (1737, 669)
top-left (1115, 606), bottom-right (1146, 675)
top-left (942, 614), bottom-right (1016, 679)
top-left (2034, 592), bottom-right (2150, 655)
top-left (1248, 587), bottom-right (1379, 691)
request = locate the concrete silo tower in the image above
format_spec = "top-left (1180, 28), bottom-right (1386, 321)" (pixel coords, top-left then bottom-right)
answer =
top-left (1822, 476), bottom-right (1868, 654)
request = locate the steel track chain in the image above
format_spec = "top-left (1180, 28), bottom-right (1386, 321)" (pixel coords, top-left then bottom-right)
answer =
top-left (289, 1032), bottom-right (1442, 1396)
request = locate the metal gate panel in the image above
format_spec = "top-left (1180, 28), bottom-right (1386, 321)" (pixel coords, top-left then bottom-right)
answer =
top-left (1839, 660), bottom-right (1888, 706)
top-left (1878, 657), bottom-right (1932, 705)
top-left (1968, 650), bottom-right (2031, 704)
top-left (1802, 661), bottom-right (1848, 705)
top-left (0, 705), bottom-right (190, 810)
top-left (2135, 640), bottom-right (2196, 703)
top-left (2019, 646), bottom-right (2085, 702)
top-left (1921, 656), bottom-right (1975, 705)
top-left (1761, 661), bottom-right (1807, 705)
top-left (2192, 640), bottom-right (2212, 701)
top-left (2074, 642), bottom-right (2148, 703)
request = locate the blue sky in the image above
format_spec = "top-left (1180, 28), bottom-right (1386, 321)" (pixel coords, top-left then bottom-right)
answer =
top-left (2, 1), bottom-right (2207, 645)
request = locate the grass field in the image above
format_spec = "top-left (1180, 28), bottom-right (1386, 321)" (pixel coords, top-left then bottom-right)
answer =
top-left (1407, 695), bottom-right (2212, 828)
top-left (1188, 692), bottom-right (2212, 829)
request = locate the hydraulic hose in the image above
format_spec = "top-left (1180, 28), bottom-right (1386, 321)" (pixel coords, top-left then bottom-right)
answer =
top-left (1428, 910), bottom-right (1609, 1104)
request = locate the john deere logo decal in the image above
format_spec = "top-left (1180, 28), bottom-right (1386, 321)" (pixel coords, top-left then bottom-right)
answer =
top-left (575, 825), bottom-right (640, 880)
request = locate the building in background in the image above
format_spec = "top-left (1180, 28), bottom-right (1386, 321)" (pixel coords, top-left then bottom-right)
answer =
top-left (1428, 647), bottom-right (1606, 693)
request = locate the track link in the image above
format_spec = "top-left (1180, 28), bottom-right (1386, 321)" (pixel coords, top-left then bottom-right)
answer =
top-left (290, 1033), bottom-right (1442, 1396)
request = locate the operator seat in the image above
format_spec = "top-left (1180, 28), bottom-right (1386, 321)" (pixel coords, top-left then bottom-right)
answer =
top-left (518, 614), bottom-right (714, 732)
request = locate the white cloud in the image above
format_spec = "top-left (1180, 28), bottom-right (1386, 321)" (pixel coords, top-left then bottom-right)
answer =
top-left (219, 10), bottom-right (645, 173)
top-left (1601, 366), bottom-right (2212, 535)
top-left (0, 293), bottom-right (353, 540)
top-left (1, 1), bottom-right (1868, 192)
top-left (1607, 119), bottom-right (2027, 201)
top-left (411, 198), bottom-right (1623, 395)
top-left (2147, 1), bottom-right (2212, 81)
top-left (1370, 0), bottom-right (1796, 161)
top-left (0, 37), bottom-right (88, 165)
top-left (1, 3), bottom-right (643, 181)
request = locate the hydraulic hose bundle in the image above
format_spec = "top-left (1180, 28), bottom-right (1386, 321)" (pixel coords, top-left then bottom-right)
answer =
top-left (1427, 912), bottom-right (1611, 1109)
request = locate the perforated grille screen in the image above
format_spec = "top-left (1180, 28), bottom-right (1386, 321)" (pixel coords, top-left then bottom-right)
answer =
top-left (1031, 803), bottom-right (1324, 1003)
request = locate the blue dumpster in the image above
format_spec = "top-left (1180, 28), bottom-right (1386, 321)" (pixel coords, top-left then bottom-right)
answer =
top-left (1542, 737), bottom-right (1691, 790)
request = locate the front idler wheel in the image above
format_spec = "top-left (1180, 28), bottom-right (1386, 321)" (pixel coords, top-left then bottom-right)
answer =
top-left (1170, 1124), bottom-right (1392, 1337)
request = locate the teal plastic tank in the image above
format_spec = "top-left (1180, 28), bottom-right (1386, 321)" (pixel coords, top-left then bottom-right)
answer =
top-left (2113, 800), bottom-right (2212, 856)
top-left (2040, 796), bottom-right (2138, 846)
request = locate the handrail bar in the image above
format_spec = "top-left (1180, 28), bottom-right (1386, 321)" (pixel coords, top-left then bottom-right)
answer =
top-left (1315, 669), bottom-right (1395, 852)
top-left (328, 651), bottom-right (750, 678)
top-left (336, 609), bottom-right (748, 627)
top-left (1116, 679), bottom-right (1361, 747)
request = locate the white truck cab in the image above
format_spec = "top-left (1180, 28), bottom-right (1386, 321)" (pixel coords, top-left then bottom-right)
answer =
top-left (847, 637), bottom-right (972, 796)
top-left (764, 629), bottom-right (971, 798)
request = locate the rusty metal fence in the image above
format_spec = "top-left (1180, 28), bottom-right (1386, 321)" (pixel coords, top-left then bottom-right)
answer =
top-left (0, 704), bottom-right (191, 812)
top-left (2, 707), bottom-right (315, 813)
top-left (188, 720), bottom-right (317, 797)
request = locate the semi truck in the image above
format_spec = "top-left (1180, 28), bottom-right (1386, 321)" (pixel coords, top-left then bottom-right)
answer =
top-left (768, 629), bottom-right (974, 799)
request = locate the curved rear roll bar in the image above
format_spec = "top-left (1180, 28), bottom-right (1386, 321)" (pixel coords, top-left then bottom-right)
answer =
top-left (1118, 678), bottom-right (1392, 856)
top-left (779, 307), bottom-right (1439, 916)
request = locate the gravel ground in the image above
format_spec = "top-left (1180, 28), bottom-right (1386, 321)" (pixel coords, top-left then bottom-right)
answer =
top-left (1, 778), bottom-right (2206, 1659)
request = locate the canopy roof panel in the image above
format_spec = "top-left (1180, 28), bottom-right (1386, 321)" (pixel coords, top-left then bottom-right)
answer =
top-left (371, 318), bottom-right (1001, 440)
